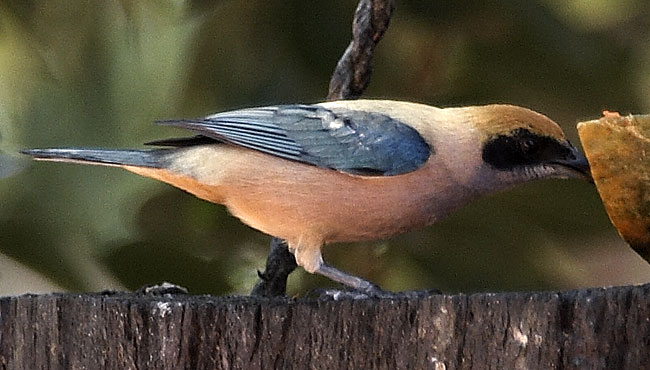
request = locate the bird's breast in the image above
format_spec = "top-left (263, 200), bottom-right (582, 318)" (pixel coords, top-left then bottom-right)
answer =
top-left (171, 146), bottom-right (477, 244)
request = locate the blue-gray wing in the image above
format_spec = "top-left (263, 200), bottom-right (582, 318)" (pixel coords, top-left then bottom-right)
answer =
top-left (156, 104), bottom-right (432, 176)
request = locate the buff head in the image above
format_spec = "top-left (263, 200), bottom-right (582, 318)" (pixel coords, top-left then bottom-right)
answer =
top-left (456, 105), bottom-right (592, 190)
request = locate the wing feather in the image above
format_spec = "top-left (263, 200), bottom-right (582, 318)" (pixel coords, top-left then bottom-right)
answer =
top-left (155, 104), bottom-right (431, 176)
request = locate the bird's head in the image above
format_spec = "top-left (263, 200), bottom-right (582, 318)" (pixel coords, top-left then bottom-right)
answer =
top-left (317, 100), bottom-right (591, 192)
top-left (448, 104), bottom-right (592, 191)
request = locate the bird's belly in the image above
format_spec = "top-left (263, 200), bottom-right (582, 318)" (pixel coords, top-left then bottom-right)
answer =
top-left (147, 146), bottom-right (472, 245)
top-left (224, 187), bottom-right (437, 244)
top-left (217, 154), bottom-right (466, 244)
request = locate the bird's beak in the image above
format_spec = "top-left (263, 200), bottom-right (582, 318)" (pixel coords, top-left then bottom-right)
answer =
top-left (553, 145), bottom-right (593, 183)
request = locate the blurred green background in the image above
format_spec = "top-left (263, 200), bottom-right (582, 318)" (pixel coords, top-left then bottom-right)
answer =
top-left (1, 0), bottom-right (649, 296)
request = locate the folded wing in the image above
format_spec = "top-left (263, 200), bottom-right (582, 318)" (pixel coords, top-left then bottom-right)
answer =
top-left (156, 104), bottom-right (432, 176)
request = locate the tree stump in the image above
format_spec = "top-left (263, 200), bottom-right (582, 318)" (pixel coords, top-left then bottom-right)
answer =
top-left (1, 283), bottom-right (649, 369)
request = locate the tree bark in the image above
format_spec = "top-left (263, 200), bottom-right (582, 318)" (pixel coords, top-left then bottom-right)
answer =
top-left (2, 284), bottom-right (649, 369)
top-left (328, 0), bottom-right (395, 100)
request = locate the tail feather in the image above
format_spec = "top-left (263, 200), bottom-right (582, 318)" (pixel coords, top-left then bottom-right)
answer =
top-left (20, 148), bottom-right (170, 168)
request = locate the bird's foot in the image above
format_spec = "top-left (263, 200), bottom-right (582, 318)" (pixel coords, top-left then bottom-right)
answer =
top-left (136, 282), bottom-right (189, 296)
top-left (309, 285), bottom-right (442, 300)
top-left (321, 286), bottom-right (389, 300)
top-left (311, 262), bottom-right (442, 299)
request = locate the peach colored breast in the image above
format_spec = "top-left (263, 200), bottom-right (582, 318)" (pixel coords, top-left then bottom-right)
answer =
top-left (129, 145), bottom-right (473, 246)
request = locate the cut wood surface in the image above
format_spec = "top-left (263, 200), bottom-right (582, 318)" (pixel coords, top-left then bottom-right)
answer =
top-left (1, 283), bottom-right (649, 369)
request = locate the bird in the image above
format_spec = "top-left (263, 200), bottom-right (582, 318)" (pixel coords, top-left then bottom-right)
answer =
top-left (21, 100), bottom-right (592, 294)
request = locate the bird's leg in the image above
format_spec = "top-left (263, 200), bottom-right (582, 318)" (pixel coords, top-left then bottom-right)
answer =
top-left (315, 263), bottom-right (385, 295)
top-left (290, 239), bottom-right (390, 298)
top-left (313, 264), bottom-right (442, 300)
top-left (314, 263), bottom-right (443, 300)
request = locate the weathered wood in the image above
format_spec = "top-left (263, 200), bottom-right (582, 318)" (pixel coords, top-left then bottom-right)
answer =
top-left (1, 284), bottom-right (649, 369)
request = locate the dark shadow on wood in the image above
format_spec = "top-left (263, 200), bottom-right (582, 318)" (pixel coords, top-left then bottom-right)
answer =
top-left (2, 284), bottom-right (649, 369)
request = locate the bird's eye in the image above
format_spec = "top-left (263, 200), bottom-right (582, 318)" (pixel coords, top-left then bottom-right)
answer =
top-left (521, 139), bottom-right (537, 154)
top-left (482, 128), bottom-right (563, 170)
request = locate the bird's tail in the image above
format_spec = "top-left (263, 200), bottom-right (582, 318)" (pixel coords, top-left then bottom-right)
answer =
top-left (20, 148), bottom-right (170, 169)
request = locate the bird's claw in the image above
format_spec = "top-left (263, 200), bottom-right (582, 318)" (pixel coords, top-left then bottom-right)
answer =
top-left (136, 282), bottom-right (189, 296)
top-left (313, 286), bottom-right (442, 300)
